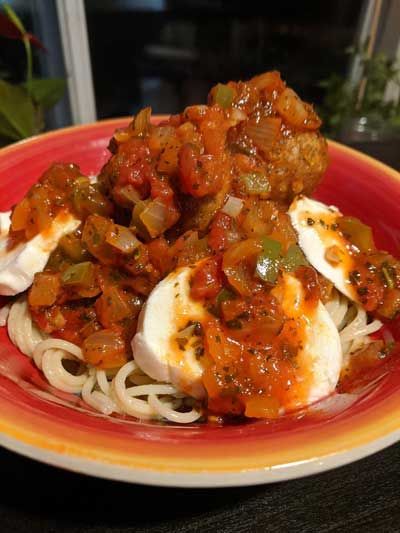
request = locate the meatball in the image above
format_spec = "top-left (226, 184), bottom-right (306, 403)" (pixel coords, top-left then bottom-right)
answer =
top-left (265, 131), bottom-right (328, 202)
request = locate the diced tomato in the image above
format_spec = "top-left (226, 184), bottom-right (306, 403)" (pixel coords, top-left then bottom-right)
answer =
top-left (82, 328), bottom-right (128, 369)
top-left (113, 138), bottom-right (155, 197)
top-left (244, 396), bottom-right (281, 418)
top-left (190, 256), bottom-right (223, 300)
top-left (147, 236), bottom-right (173, 275)
top-left (198, 106), bottom-right (229, 156)
top-left (28, 272), bottom-right (60, 307)
top-left (208, 212), bottom-right (233, 253)
top-left (178, 144), bottom-right (224, 197)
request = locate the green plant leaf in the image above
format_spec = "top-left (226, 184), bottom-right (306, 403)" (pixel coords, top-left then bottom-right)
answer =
top-left (0, 112), bottom-right (21, 140)
top-left (0, 79), bottom-right (35, 139)
top-left (24, 78), bottom-right (66, 108)
top-left (2, 3), bottom-right (26, 35)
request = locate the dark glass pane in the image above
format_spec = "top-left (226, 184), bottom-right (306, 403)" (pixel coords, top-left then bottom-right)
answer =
top-left (85, 0), bottom-right (364, 118)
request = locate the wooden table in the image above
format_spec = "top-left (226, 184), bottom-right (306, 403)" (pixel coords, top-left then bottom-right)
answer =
top-left (1, 443), bottom-right (399, 532)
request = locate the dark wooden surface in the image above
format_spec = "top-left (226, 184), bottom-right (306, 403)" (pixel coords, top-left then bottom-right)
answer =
top-left (1, 144), bottom-right (399, 532)
top-left (1, 443), bottom-right (400, 533)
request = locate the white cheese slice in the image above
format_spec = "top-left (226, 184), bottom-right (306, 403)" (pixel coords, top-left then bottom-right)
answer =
top-left (272, 272), bottom-right (342, 409)
top-left (289, 196), bottom-right (356, 301)
top-left (132, 265), bottom-right (206, 399)
top-left (0, 211), bottom-right (80, 296)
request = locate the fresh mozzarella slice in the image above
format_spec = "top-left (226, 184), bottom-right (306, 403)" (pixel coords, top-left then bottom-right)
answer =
top-left (289, 195), bottom-right (356, 301)
top-left (272, 272), bottom-right (342, 409)
top-left (0, 211), bottom-right (80, 296)
top-left (132, 265), bottom-right (207, 399)
top-left (0, 211), bottom-right (11, 236)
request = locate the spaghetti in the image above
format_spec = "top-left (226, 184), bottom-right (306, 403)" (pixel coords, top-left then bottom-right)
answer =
top-left (7, 297), bottom-right (202, 423)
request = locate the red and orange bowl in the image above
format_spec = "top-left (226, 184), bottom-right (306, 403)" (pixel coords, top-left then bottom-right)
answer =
top-left (0, 118), bottom-right (400, 487)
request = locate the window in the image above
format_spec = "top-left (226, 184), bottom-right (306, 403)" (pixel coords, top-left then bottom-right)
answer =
top-left (84, 0), bottom-right (364, 118)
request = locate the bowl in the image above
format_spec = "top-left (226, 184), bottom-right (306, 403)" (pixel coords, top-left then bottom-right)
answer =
top-left (0, 118), bottom-right (400, 487)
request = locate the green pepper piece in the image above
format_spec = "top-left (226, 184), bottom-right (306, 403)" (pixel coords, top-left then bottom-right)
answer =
top-left (61, 261), bottom-right (94, 286)
top-left (59, 233), bottom-right (89, 262)
top-left (240, 173), bottom-right (271, 195)
top-left (216, 287), bottom-right (236, 306)
top-left (282, 244), bottom-right (309, 272)
top-left (337, 216), bottom-right (374, 253)
top-left (255, 237), bottom-right (282, 284)
top-left (214, 84), bottom-right (234, 109)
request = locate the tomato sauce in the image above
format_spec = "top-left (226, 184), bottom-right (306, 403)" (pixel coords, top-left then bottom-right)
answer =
top-left (6, 70), bottom-right (400, 419)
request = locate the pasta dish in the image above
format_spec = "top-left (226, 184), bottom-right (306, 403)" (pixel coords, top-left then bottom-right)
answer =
top-left (0, 71), bottom-right (398, 424)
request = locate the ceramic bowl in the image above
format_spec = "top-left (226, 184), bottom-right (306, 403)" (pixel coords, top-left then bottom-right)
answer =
top-left (0, 118), bottom-right (399, 487)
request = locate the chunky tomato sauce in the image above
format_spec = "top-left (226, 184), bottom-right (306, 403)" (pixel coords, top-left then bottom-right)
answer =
top-left (7, 71), bottom-right (400, 419)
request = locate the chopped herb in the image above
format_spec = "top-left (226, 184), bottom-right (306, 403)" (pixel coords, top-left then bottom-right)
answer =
top-left (381, 262), bottom-right (395, 289)
top-left (216, 287), bottom-right (236, 306)
top-left (193, 321), bottom-right (203, 336)
top-left (306, 217), bottom-right (315, 226)
top-left (226, 318), bottom-right (243, 329)
top-left (207, 304), bottom-right (220, 317)
top-left (349, 270), bottom-right (361, 285)
top-left (195, 346), bottom-right (204, 359)
top-left (92, 232), bottom-right (101, 245)
top-left (176, 337), bottom-right (188, 351)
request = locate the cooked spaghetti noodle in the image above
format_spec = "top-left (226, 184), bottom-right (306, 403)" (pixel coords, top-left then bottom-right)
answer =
top-left (6, 291), bottom-right (382, 422)
top-left (7, 297), bottom-right (202, 423)
top-left (325, 289), bottom-right (382, 367)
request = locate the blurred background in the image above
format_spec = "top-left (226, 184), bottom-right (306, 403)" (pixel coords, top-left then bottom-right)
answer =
top-left (0, 0), bottom-right (399, 165)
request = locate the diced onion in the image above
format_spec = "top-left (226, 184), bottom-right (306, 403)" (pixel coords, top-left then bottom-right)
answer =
top-left (105, 224), bottom-right (140, 254)
top-left (251, 71), bottom-right (283, 91)
top-left (139, 199), bottom-right (169, 238)
top-left (118, 185), bottom-right (142, 205)
top-left (245, 116), bottom-right (281, 154)
top-left (221, 196), bottom-right (244, 218)
top-left (222, 238), bottom-right (263, 296)
top-left (61, 262), bottom-right (94, 287)
top-left (230, 108), bottom-right (247, 125)
top-left (134, 107), bottom-right (151, 136)
top-left (275, 88), bottom-right (308, 128)
top-left (83, 329), bottom-right (127, 369)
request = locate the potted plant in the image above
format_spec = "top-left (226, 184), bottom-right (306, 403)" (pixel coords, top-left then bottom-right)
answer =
top-left (319, 44), bottom-right (400, 143)
top-left (0, 3), bottom-right (66, 146)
